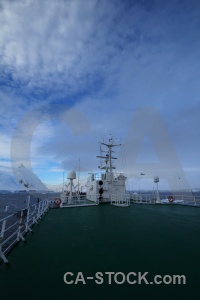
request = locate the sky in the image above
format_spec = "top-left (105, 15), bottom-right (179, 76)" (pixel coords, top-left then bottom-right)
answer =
top-left (0, 0), bottom-right (200, 191)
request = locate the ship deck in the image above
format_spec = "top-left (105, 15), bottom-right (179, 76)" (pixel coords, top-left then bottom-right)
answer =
top-left (0, 204), bottom-right (200, 300)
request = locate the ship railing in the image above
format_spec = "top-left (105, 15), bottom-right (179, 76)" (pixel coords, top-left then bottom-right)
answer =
top-left (0, 196), bottom-right (49, 264)
top-left (165, 195), bottom-right (200, 206)
top-left (130, 193), bottom-right (200, 205)
top-left (130, 193), bottom-right (156, 204)
top-left (113, 173), bottom-right (127, 180)
top-left (48, 195), bottom-right (99, 208)
top-left (111, 194), bottom-right (130, 206)
top-left (85, 194), bottom-right (99, 205)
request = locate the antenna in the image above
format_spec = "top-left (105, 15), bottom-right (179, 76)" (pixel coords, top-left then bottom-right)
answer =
top-left (97, 135), bottom-right (121, 184)
top-left (78, 158), bottom-right (80, 194)
top-left (67, 171), bottom-right (76, 201)
top-left (154, 176), bottom-right (160, 203)
top-left (62, 171), bottom-right (64, 192)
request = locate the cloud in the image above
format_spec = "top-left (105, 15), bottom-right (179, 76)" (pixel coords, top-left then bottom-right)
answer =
top-left (1, 0), bottom-right (200, 107)
top-left (0, 134), bottom-right (11, 159)
top-left (0, 0), bottom-right (200, 188)
top-left (0, 0), bottom-right (115, 97)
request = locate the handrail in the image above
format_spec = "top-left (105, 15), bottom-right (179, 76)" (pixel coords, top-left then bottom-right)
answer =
top-left (2, 221), bottom-right (19, 234)
top-left (0, 196), bottom-right (49, 264)
top-left (111, 193), bottom-right (130, 206)
top-left (0, 213), bottom-right (15, 223)
top-left (48, 195), bottom-right (99, 207)
top-left (130, 193), bottom-right (200, 204)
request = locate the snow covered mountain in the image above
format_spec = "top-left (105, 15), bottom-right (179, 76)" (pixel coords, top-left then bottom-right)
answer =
top-left (0, 164), bottom-right (48, 191)
top-left (0, 172), bottom-right (21, 191)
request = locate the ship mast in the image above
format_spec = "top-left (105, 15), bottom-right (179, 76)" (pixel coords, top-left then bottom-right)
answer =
top-left (97, 137), bottom-right (121, 183)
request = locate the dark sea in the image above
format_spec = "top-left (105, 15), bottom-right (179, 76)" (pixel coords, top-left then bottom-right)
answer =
top-left (0, 192), bottom-right (59, 218)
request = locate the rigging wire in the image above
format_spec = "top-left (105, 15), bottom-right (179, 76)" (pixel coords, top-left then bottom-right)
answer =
top-left (120, 144), bottom-right (128, 176)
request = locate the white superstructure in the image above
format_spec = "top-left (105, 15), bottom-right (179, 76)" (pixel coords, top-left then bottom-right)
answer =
top-left (86, 137), bottom-right (128, 204)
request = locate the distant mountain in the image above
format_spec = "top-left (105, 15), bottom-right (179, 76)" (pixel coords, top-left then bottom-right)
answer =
top-left (0, 172), bottom-right (21, 190)
top-left (192, 188), bottom-right (200, 192)
top-left (46, 183), bottom-right (63, 192)
top-left (0, 164), bottom-right (48, 191)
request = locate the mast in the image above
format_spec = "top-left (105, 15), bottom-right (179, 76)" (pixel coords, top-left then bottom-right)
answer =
top-left (97, 137), bottom-right (121, 183)
top-left (78, 158), bottom-right (80, 193)
top-left (62, 171), bottom-right (64, 192)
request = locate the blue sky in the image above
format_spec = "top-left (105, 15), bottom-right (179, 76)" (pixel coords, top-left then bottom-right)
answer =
top-left (0, 0), bottom-right (200, 190)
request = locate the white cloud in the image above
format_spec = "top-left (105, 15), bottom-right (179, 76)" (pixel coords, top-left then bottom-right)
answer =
top-left (0, 134), bottom-right (11, 158)
top-left (0, 0), bottom-right (107, 94)
top-left (0, 0), bottom-right (200, 189)
top-left (0, 163), bottom-right (12, 173)
top-left (1, 0), bottom-right (200, 106)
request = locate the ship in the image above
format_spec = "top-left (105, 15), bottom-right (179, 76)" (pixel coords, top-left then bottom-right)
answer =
top-left (86, 137), bottom-right (129, 206)
top-left (0, 138), bottom-right (200, 300)
top-left (59, 137), bottom-right (130, 207)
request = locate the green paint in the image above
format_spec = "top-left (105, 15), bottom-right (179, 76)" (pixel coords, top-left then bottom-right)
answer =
top-left (0, 205), bottom-right (200, 300)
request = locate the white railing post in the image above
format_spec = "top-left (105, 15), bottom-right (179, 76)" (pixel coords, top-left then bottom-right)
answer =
top-left (46, 199), bottom-right (49, 211)
top-left (43, 200), bottom-right (46, 214)
top-left (0, 206), bottom-right (8, 239)
top-left (37, 201), bottom-right (41, 220)
top-left (40, 200), bottom-right (43, 216)
top-left (25, 195), bottom-right (32, 233)
top-left (33, 204), bottom-right (38, 224)
top-left (42, 199), bottom-right (47, 214)
top-left (95, 194), bottom-right (99, 205)
top-left (0, 206), bottom-right (9, 263)
top-left (43, 200), bottom-right (46, 213)
top-left (0, 245), bottom-right (8, 263)
top-left (44, 200), bottom-right (46, 213)
top-left (17, 211), bottom-right (25, 242)
top-left (0, 221), bottom-right (6, 240)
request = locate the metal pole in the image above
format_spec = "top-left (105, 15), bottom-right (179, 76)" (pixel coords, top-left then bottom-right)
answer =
top-left (26, 195), bottom-right (33, 233)
top-left (0, 246), bottom-right (8, 263)
top-left (17, 210), bottom-right (25, 242)
top-left (63, 172), bottom-right (64, 192)
top-left (156, 182), bottom-right (160, 203)
top-left (78, 158), bottom-right (80, 194)
top-left (0, 206), bottom-right (8, 239)
top-left (70, 179), bottom-right (72, 199)
top-left (0, 206), bottom-right (9, 263)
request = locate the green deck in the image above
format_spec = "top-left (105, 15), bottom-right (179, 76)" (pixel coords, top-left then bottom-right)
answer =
top-left (0, 204), bottom-right (200, 300)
